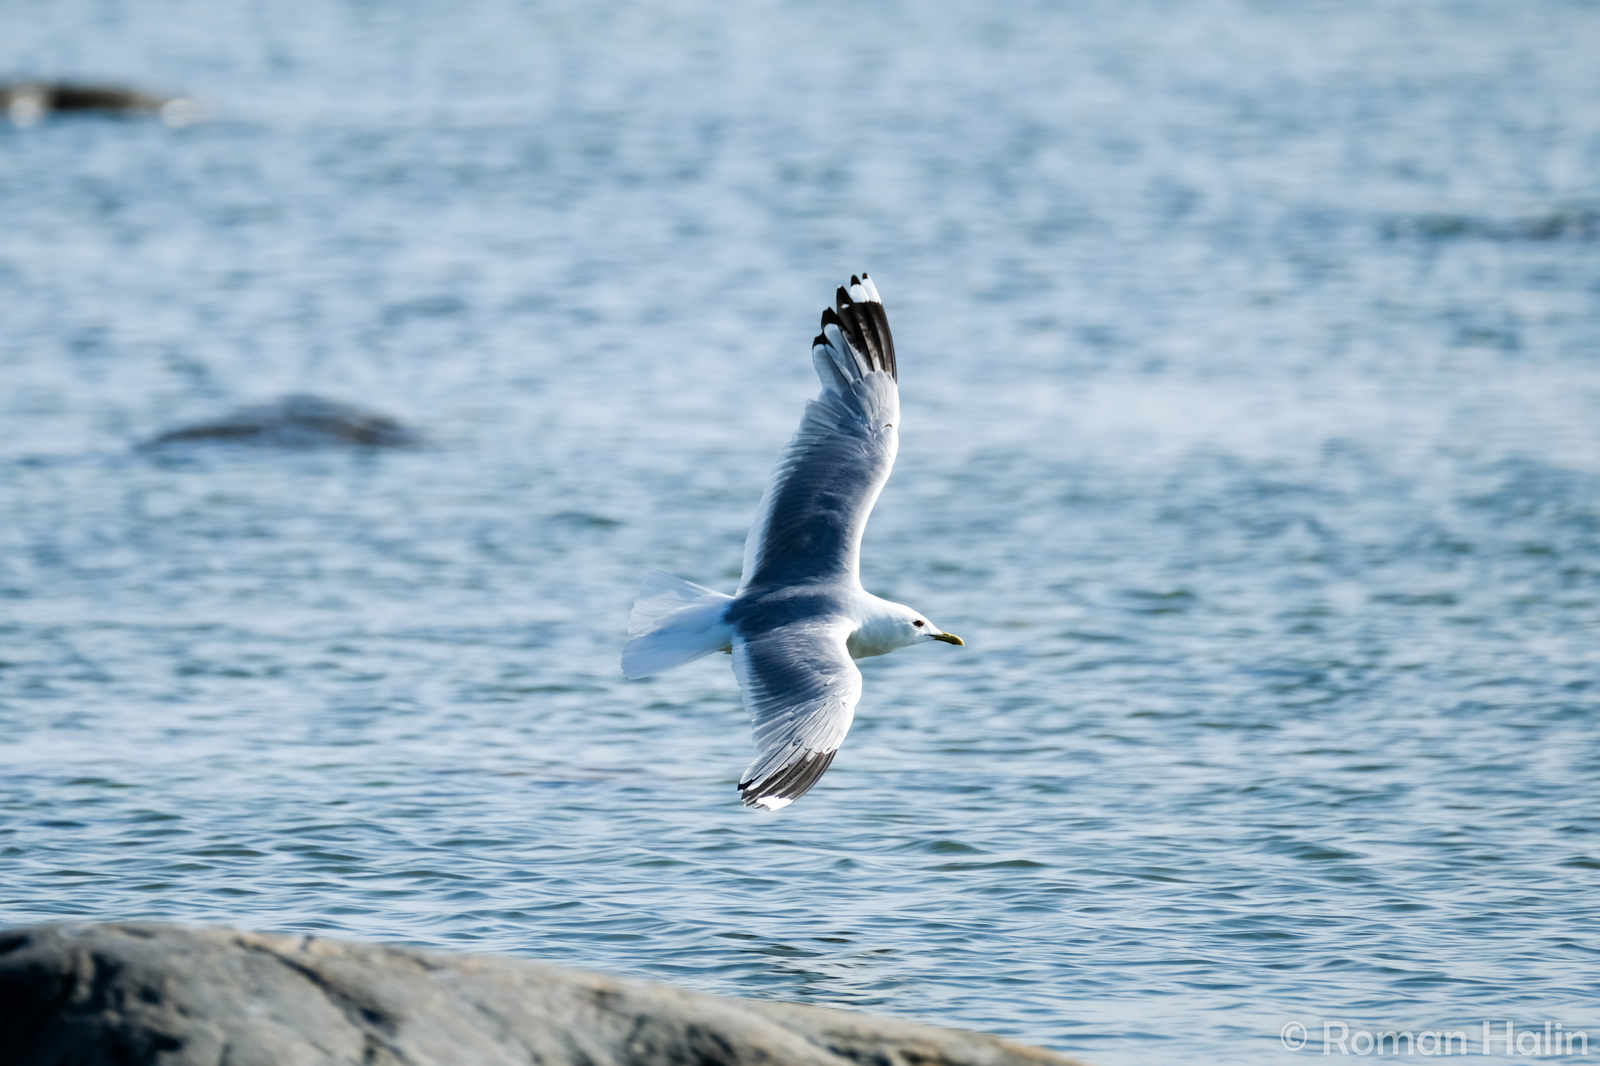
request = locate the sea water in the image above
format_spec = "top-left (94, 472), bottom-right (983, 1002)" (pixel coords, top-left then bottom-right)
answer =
top-left (3, 2), bottom-right (1599, 1062)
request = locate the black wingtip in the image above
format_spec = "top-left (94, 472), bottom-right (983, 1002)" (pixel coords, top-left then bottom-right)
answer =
top-left (739, 749), bottom-right (838, 809)
top-left (825, 278), bottom-right (897, 381)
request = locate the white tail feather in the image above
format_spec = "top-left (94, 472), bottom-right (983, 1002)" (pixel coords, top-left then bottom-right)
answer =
top-left (621, 571), bottom-right (735, 679)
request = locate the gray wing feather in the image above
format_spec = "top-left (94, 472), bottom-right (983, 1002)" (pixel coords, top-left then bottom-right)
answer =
top-left (734, 623), bottom-right (861, 808)
top-left (739, 284), bottom-right (900, 593)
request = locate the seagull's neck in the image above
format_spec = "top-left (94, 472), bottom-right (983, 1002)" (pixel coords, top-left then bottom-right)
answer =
top-left (845, 592), bottom-right (913, 660)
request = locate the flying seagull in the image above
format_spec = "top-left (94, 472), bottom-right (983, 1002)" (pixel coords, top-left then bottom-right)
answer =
top-left (623, 274), bottom-right (963, 810)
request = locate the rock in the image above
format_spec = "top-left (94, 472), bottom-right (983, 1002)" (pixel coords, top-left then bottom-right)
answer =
top-left (141, 395), bottom-right (426, 450)
top-left (0, 922), bottom-right (1092, 1066)
top-left (1, 81), bottom-right (199, 127)
top-left (1383, 207), bottom-right (1600, 242)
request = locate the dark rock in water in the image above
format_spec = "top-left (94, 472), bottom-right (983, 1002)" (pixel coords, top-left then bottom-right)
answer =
top-left (0, 923), bottom-right (1092, 1066)
top-left (1, 80), bottom-right (199, 127)
top-left (142, 394), bottom-right (425, 450)
top-left (1383, 206), bottom-right (1599, 242)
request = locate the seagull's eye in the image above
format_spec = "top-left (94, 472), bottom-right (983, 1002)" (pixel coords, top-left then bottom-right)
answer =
top-left (913, 620), bottom-right (924, 628)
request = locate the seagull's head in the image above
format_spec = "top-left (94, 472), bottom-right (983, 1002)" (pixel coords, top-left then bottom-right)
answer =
top-left (851, 599), bottom-right (965, 658)
top-left (909, 612), bottom-right (965, 648)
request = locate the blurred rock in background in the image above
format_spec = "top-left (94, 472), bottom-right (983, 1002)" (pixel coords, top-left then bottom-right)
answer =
top-left (1, 80), bottom-right (198, 127)
top-left (141, 394), bottom-right (425, 449)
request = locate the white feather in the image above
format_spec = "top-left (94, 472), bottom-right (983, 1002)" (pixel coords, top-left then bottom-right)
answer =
top-left (621, 571), bottom-right (734, 679)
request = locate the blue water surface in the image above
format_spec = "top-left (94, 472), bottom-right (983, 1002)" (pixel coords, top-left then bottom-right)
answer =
top-left (3, 2), bottom-right (1600, 1063)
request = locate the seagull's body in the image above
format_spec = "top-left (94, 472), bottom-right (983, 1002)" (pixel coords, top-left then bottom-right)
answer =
top-left (623, 274), bottom-right (962, 810)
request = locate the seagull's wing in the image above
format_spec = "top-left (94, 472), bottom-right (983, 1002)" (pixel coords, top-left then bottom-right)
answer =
top-left (739, 274), bottom-right (900, 593)
top-left (734, 622), bottom-right (862, 809)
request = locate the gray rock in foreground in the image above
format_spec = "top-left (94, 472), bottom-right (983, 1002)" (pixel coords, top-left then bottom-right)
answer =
top-left (0, 923), bottom-right (1093, 1066)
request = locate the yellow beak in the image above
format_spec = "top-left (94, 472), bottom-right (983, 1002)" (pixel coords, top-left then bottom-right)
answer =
top-left (932, 632), bottom-right (965, 646)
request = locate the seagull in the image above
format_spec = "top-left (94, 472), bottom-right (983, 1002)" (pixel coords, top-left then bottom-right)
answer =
top-left (622, 274), bottom-right (964, 810)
